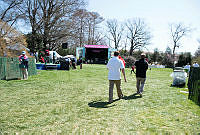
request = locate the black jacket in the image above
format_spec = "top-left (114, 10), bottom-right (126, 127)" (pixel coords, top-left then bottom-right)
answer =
top-left (134, 58), bottom-right (148, 78)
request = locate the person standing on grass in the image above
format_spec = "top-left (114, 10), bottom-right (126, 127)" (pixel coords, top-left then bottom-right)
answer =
top-left (133, 53), bottom-right (148, 97)
top-left (19, 51), bottom-right (29, 80)
top-left (78, 56), bottom-right (83, 69)
top-left (131, 65), bottom-right (135, 74)
top-left (107, 51), bottom-right (127, 103)
top-left (184, 63), bottom-right (191, 76)
top-left (118, 55), bottom-right (126, 67)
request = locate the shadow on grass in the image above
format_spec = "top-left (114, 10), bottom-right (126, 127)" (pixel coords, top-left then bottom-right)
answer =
top-left (88, 99), bottom-right (119, 108)
top-left (123, 93), bottom-right (142, 100)
top-left (170, 84), bottom-right (186, 88)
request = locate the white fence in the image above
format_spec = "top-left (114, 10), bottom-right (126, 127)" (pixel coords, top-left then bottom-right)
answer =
top-left (149, 65), bottom-right (165, 68)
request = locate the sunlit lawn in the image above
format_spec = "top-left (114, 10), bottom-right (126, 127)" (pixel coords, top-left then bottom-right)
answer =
top-left (0, 64), bottom-right (200, 134)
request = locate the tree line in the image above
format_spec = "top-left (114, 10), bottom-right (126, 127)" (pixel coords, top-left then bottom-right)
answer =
top-left (0, 0), bottom-right (199, 66)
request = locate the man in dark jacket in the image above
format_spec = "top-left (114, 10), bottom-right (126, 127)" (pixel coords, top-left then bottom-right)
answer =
top-left (133, 53), bottom-right (148, 97)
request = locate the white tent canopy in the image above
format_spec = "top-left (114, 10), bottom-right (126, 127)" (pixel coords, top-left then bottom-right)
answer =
top-left (49, 51), bottom-right (62, 59)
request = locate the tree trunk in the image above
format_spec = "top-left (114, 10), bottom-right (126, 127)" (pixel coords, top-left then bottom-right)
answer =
top-left (129, 39), bottom-right (134, 56)
top-left (43, 29), bottom-right (48, 49)
top-left (172, 42), bottom-right (176, 68)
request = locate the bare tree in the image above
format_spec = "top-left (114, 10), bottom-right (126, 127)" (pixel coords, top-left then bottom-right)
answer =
top-left (170, 23), bottom-right (191, 63)
top-left (106, 19), bottom-right (124, 49)
top-left (86, 11), bottom-right (104, 45)
top-left (22, 0), bottom-right (42, 52)
top-left (92, 31), bottom-right (106, 45)
top-left (70, 9), bottom-right (104, 47)
top-left (120, 38), bottom-right (128, 54)
top-left (0, 0), bottom-right (24, 38)
top-left (21, 0), bottom-right (85, 50)
top-left (70, 9), bottom-right (90, 47)
top-left (125, 18), bottom-right (151, 56)
top-left (38, 0), bottom-right (85, 49)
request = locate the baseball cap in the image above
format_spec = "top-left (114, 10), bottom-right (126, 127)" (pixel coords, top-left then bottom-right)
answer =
top-left (22, 51), bottom-right (26, 54)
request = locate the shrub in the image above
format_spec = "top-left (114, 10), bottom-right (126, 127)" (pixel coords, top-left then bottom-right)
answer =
top-left (188, 67), bottom-right (200, 105)
top-left (161, 54), bottom-right (174, 68)
top-left (124, 56), bottom-right (136, 68)
top-left (176, 52), bottom-right (192, 67)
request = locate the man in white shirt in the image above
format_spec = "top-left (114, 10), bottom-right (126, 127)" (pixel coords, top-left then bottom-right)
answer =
top-left (107, 51), bottom-right (127, 103)
top-left (184, 63), bottom-right (191, 76)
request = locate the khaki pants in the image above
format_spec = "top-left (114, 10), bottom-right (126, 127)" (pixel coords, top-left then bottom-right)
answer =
top-left (136, 77), bottom-right (146, 93)
top-left (109, 80), bottom-right (123, 102)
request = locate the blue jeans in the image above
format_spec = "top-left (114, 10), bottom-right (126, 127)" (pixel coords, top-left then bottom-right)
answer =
top-left (136, 77), bottom-right (146, 93)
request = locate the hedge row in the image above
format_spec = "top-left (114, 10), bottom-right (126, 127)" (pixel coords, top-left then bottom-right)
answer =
top-left (188, 67), bottom-right (200, 105)
top-left (0, 57), bottom-right (37, 80)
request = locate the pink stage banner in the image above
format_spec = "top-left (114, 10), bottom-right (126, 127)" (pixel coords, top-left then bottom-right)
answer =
top-left (84, 45), bottom-right (109, 48)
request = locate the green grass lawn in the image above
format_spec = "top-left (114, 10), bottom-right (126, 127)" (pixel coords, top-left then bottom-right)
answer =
top-left (0, 64), bottom-right (200, 134)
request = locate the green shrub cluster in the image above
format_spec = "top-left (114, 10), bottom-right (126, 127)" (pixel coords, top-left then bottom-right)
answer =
top-left (124, 56), bottom-right (136, 68)
top-left (188, 67), bottom-right (200, 105)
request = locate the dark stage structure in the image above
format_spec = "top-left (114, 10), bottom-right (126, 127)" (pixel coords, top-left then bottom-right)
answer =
top-left (85, 45), bottom-right (109, 64)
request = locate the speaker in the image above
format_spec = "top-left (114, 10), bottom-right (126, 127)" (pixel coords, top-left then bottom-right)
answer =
top-left (62, 42), bottom-right (68, 49)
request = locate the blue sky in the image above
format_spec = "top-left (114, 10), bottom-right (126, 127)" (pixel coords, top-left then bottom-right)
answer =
top-left (87, 0), bottom-right (200, 54)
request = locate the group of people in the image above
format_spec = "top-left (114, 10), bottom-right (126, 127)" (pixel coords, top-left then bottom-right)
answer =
top-left (18, 50), bottom-right (83, 79)
top-left (19, 50), bottom-right (199, 101)
top-left (63, 56), bottom-right (80, 70)
top-left (107, 51), bottom-right (148, 103)
top-left (184, 61), bottom-right (200, 75)
top-left (18, 50), bottom-right (148, 99)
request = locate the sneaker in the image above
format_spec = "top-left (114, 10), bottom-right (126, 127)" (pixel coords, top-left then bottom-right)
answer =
top-left (109, 100), bottom-right (113, 104)
top-left (139, 93), bottom-right (143, 97)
